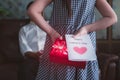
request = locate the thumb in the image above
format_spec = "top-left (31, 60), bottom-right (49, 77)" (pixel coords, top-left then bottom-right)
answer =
top-left (72, 34), bottom-right (79, 39)
top-left (59, 36), bottom-right (63, 40)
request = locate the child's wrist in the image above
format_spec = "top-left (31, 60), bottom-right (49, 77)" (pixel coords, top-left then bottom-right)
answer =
top-left (49, 30), bottom-right (56, 36)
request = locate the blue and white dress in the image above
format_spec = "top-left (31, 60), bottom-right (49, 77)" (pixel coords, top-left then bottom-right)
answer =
top-left (35, 0), bottom-right (99, 80)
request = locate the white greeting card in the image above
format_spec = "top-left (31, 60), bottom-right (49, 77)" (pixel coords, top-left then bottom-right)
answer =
top-left (65, 34), bottom-right (97, 61)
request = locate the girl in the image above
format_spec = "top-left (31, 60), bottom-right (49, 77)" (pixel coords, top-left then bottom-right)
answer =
top-left (28, 0), bottom-right (117, 80)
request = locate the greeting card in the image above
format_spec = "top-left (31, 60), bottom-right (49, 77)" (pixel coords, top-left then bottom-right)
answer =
top-left (65, 34), bottom-right (97, 61)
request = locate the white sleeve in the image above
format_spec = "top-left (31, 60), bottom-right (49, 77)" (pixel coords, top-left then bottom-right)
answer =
top-left (19, 28), bottom-right (33, 56)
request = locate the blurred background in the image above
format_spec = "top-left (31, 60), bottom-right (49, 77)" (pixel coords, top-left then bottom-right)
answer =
top-left (0, 0), bottom-right (120, 80)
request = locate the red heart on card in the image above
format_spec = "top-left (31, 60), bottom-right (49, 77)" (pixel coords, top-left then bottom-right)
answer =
top-left (73, 47), bottom-right (87, 54)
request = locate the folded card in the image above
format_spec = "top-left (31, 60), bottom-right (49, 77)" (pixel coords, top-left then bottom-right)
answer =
top-left (65, 34), bottom-right (97, 61)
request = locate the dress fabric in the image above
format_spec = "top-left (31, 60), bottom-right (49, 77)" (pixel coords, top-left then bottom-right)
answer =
top-left (35, 0), bottom-right (99, 80)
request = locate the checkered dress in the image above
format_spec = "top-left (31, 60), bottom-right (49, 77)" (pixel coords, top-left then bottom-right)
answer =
top-left (35, 0), bottom-right (99, 80)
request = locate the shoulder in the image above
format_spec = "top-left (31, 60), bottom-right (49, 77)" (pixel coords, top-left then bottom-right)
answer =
top-left (20, 23), bottom-right (36, 32)
top-left (19, 23), bottom-right (31, 35)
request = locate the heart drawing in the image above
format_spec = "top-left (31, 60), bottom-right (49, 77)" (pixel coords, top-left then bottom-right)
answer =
top-left (73, 47), bottom-right (87, 55)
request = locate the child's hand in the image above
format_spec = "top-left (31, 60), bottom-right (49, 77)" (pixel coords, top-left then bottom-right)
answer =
top-left (49, 30), bottom-right (62, 43)
top-left (25, 52), bottom-right (40, 61)
top-left (73, 27), bottom-right (88, 38)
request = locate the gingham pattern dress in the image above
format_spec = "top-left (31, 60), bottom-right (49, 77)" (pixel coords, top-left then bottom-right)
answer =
top-left (35, 0), bottom-right (99, 80)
